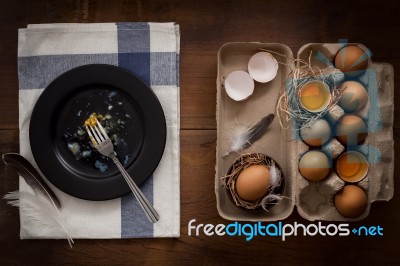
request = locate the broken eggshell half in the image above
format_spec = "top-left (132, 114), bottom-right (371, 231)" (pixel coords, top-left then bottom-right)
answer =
top-left (224, 70), bottom-right (255, 101)
top-left (248, 52), bottom-right (279, 83)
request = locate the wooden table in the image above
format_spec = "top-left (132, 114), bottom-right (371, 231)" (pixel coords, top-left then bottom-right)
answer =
top-left (1, 0), bottom-right (399, 264)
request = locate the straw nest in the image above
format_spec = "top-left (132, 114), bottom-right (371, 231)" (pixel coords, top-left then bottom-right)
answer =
top-left (260, 49), bottom-right (345, 131)
top-left (221, 153), bottom-right (284, 211)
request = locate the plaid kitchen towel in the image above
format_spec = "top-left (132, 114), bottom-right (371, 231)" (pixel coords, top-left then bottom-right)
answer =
top-left (17, 23), bottom-right (180, 238)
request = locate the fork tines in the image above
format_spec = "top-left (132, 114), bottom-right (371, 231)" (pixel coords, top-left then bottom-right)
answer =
top-left (85, 118), bottom-right (109, 146)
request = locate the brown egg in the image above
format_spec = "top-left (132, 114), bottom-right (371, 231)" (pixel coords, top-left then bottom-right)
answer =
top-left (336, 115), bottom-right (367, 146)
top-left (334, 45), bottom-right (369, 74)
top-left (338, 81), bottom-right (369, 113)
top-left (236, 165), bottom-right (270, 201)
top-left (298, 151), bottom-right (331, 182)
top-left (335, 185), bottom-right (368, 218)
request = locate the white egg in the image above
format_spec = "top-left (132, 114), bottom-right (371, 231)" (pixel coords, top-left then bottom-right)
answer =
top-left (224, 70), bottom-right (254, 101)
top-left (248, 52), bottom-right (278, 83)
top-left (300, 119), bottom-right (331, 146)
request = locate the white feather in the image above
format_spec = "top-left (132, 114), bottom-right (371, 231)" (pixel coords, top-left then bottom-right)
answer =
top-left (231, 125), bottom-right (249, 152)
top-left (260, 163), bottom-right (283, 211)
top-left (269, 164), bottom-right (282, 192)
top-left (4, 191), bottom-right (74, 248)
top-left (260, 194), bottom-right (283, 211)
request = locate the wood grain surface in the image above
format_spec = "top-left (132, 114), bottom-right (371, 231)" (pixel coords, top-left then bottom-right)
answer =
top-left (0, 0), bottom-right (399, 265)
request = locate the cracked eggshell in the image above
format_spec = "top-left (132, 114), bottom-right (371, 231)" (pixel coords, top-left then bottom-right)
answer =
top-left (336, 151), bottom-right (369, 183)
top-left (248, 52), bottom-right (278, 83)
top-left (224, 70), bottom-right (254, 101)
top-left (299, 80), bottom-right (331, 113)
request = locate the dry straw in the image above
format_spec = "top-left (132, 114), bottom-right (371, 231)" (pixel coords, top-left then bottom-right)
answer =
top-left (260, 49), bottom-right (344, 131)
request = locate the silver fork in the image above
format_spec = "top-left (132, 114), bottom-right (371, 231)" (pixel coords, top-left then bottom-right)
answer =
top-left (85, 118), bottom-right (160, 223)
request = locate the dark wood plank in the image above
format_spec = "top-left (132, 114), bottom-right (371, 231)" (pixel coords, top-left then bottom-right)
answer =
top-left (1, 0), bottom-right (399, 130)
top-left (0, 130), bottom-right (19, 244)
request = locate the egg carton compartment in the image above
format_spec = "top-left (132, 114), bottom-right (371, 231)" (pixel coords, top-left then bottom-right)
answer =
top-left (296, 156), bottom-right (372, 221)
top-left (326, 104), bottom-right (345, 123)
top-left (322, 138), bottom-right (345, 160)
top-left (297, 173), bottom-right (345, 220)
top-left (215, 42), bottom-right (394, 222)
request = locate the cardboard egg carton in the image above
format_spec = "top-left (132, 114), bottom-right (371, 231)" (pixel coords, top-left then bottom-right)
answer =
top-left (215, 42), bottom-right (394, 221)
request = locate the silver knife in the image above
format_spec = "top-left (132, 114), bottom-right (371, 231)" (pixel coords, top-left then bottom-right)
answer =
top-left (2, 153), bottom-right (61, 210)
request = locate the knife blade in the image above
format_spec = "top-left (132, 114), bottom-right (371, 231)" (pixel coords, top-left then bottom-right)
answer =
top-left (2, 153), bottom-right (61, 210)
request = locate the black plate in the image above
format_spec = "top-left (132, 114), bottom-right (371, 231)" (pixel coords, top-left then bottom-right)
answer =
top-left (29, 64), bottom-right (166, 200)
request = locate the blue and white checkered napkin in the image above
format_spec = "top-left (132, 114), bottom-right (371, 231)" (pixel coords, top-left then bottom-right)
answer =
top-left (17, 23), bottom-right (180, 238)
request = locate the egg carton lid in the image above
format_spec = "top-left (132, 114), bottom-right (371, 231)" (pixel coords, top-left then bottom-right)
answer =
top-left (215, 42), bottom-right (296, 222)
